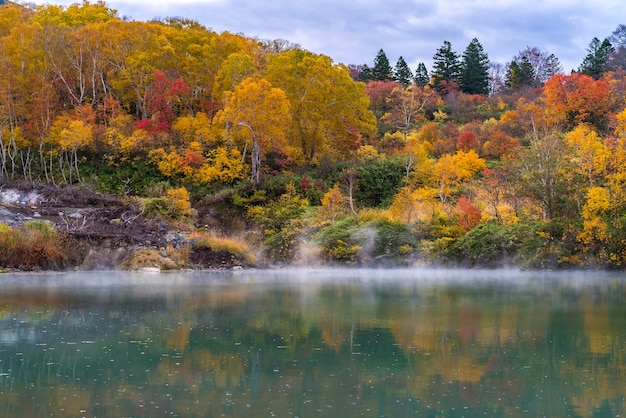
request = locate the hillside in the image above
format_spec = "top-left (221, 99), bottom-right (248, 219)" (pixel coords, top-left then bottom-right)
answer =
top-left (0, 2), bottom-right (626, 270)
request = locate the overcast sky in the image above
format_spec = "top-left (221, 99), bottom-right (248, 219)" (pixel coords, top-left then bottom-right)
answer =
top-left (31, 0), bottom-right (626, 73)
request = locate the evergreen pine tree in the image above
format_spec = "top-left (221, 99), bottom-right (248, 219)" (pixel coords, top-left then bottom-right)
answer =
top-left (579, 37), bottom-right (613, 79)
top-left (505, 57), bottom-right (535, 90)
top-left (358, 64), bottom-right (373, 81)
top-left (372, 49), bottom-right (393, 81)
top-left (431, 41), bottom-right (460, 92)
top-left (394, 56), bottom-right (413, 86)
top-left (459, 38), bottom-right (489, 95)
top-left (414, 62), bottom-right (429, 87)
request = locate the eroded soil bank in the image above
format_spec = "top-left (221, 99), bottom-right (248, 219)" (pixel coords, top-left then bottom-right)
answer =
top-left (0, 183), bottom-right (251, 271)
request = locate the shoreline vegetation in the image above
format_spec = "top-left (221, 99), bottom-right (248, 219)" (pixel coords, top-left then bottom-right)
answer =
top-left (1, 3), bottom-right (626, 272)
top-left (0, 182), bottom-right (619, 273)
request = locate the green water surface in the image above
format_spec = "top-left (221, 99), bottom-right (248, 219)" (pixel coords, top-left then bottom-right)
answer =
top-left (0, 268), bottom-right (623, 417)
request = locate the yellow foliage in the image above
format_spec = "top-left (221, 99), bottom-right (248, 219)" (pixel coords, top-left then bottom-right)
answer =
top-left (565, 124), bottom-right (608, 186)
top-left (189, 232), bottom-right (257, 265)
top-left (357, 207), bottom-right (392, 223)
top-left (579, 187), bottom-right (611, 245)
top-left (616, 107), bottom-right (626, 137)
top-left (388, 186), bottom-right (444, 224)
top-left (356, 145), bottom-right (379, 161)
top-left (579, 217), bottom-right (609, 245)
top-left (451, 149), bottom-right (485, 179)
top-left (194, 147), bottom-right (245, 184)
top-left (1, 126), bottom-right (27, 149)
top-left (582, 187), bottom-right (610, 220)
top-left (317, 184), bottom-right (347, 222)
top-left (388, 187), bottom-right (418, 224)
top-left (496, 204), bottom-right (520, 225)
top-left (121, 129), bottom-right (149, 155)
top-left (432, 150), bottom-right (485, 205)
top-left (167, 187), bottom-right (191, 217)
top-left (49, 116), bottom-right (93, 151)
top-left (172, 112), bottom-right (213, 147)
top-left (149, 148), bottom-right (187, 178)
top-left (481, 117), bottom-right (499, 133)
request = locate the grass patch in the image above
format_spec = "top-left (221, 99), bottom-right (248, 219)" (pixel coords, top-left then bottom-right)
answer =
top-left (189, 233), bottom-right (257, 266)
top-left (0, 221), bottom-right (69, 270)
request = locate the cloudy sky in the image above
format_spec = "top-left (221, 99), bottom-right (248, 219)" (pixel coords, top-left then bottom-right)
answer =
top-left (32, 0), bottom-right (626, 73)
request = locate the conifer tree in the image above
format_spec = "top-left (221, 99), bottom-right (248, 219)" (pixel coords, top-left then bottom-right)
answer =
top-left (431, 41), bottom-right (460, 92)
top-left (459, 38), bottom-right (489, 95)
top-left (505, 57), bottom-right (535, 90)
top-left (372, 49), bottom-right (393, 81)
top-left (358, 64), bottom-right (373, 81)
top-left (579, 37), bottom-right (613, 79)
top-left (394, 56), bottom-right (413, 86)
top-left (414, 62), bottom-right (429, 87)
top-left (512, 47), bottom-right (562, 85)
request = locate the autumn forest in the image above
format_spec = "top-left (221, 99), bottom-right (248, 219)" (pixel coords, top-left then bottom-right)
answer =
top-left (2, 1), bottom-right (626, 269)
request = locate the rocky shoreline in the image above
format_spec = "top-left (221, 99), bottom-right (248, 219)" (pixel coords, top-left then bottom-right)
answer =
top-left (0, 183), bottom-right (249, 271)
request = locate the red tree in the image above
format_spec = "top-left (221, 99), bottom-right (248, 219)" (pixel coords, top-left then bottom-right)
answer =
top-left (136, 70), bottom-right (191, 134)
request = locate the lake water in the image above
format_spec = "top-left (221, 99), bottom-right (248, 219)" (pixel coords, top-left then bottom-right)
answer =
top-left (0, 268), bottom-right (624, 417)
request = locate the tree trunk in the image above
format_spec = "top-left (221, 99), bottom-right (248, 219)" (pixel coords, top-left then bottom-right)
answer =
top-left (251, 136), bottom-right (261, 184)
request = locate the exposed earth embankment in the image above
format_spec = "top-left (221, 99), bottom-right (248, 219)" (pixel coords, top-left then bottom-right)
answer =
top-left (0, 183), bottom-right (251, 271)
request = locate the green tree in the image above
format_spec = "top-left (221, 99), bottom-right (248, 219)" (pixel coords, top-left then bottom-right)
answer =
top-left (357, 64), bottom-right (372, 81)
top-left (414, 62), bottom-right (429, 87)
top-left (459, 38), bottom-right (489, 95)
top-left (514, 132), bottom-right (569, 220)
top-left (579, 37), bottom-right (613, 79)
top-left (512, 46), bottom-right (562, 85)
top-left (431, 41), bottom-right (460, 92)
top-left (505, 57), bottom-right (535, 90)
top-left (394, 56), bottom-right (412, 86)
top-left (372, 48), bottom-right (393, 81)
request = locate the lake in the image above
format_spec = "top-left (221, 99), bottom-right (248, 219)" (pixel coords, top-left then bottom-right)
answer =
top-left (0, 268), bottom-right (624, 417)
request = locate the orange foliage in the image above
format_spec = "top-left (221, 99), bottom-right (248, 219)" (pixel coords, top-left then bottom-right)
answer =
top-left (457, 130), bottom-right (478, 152)
top-left (542, 73), bottom-right (611, 130)
top-left (456, 195), bottom-right (482, 232)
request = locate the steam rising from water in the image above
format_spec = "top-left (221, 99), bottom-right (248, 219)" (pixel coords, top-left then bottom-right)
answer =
top-left (0, 268), bottom-right (620, 291)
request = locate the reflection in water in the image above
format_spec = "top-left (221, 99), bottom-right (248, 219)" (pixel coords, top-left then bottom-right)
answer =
top-left (0, 269), bottom-right (623, 417)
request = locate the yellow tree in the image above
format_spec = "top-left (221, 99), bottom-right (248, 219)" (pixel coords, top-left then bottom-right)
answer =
top-left (265, 50), bottom-right (375, 162)
top-left (212, 52), bottom-right (257, 102)
top-left (99, 20), bottom-right (177, 119)
top-left (433, 150), bottom-right (485, 208)
top-left (578, 186), bottom-right (611, 246)
top-left (317, 184), bottom-right (347, 222)
top-left (606, 108), bottom-right (626, 212)
top-left (565, 125), bottom-right (608, 187)
top-left (564, 124), bottom-right (609, 214)
top-left (216, 77), bottom-right (291, 183)
top-left (49, 115), bottom-right (93, 184)
top-left (388, 186), bottom-right (420, 224)
top-left (172, 112), bottom-right (213, 148)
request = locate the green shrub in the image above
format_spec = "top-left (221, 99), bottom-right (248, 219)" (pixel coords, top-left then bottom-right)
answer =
top-left (143, 197), bottom-right (171, 218)
top-left (372, 219), bottom-right (418, 258)
top-left (312, 216), bottom-right (360, 263)
top-left (445, 220), bottom-right (554, 268)
top-left (312, 217), bottom-right (418, 264)
top-left (354, 155), bottom-right (407, 207)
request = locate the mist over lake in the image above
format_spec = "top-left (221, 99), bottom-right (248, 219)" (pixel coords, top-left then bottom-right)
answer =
top-left (0, 268), bottom-right (624, 417)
